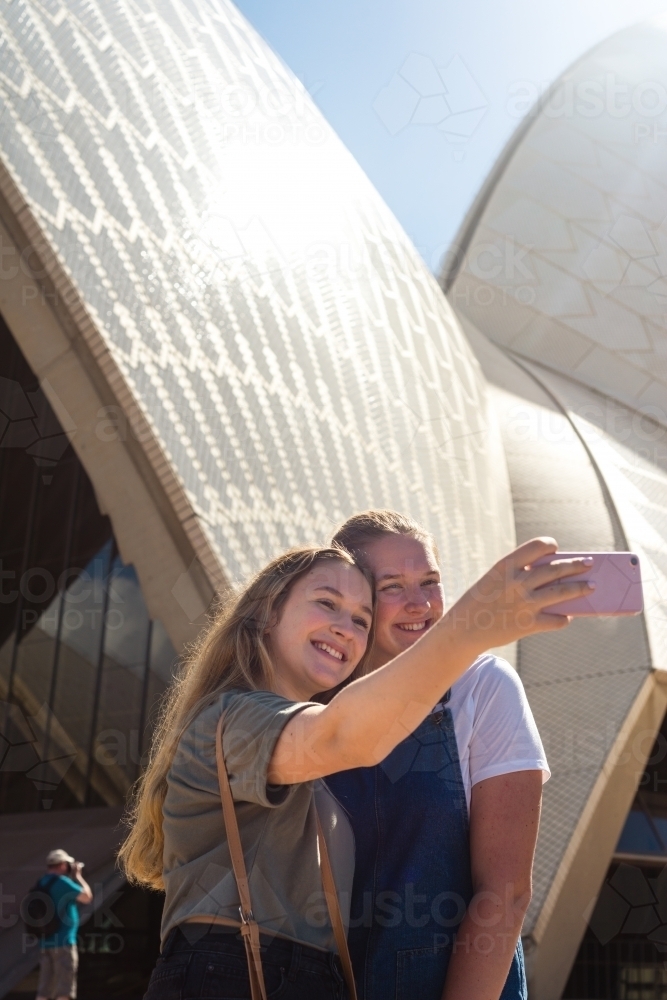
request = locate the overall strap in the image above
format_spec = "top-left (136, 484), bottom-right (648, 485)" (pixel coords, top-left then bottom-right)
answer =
top-left (215, 714), bottom-right (267, 1000)
top-left (316, 811), bottom-right (359, 1000)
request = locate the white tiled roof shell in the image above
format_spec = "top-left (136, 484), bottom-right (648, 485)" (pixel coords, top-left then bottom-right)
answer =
top-left (444, 17), bottom-right (667, 671)
top-left (457, 320), bottom-right (651, 941)
top-left (524, 364), bottom-right (667, 672)
top-left (0, 0), bottom-right (514, 592)
top-left (444, 19), bottom-right (667, 423)
top-left (446, 19), bottom-right (667, 961)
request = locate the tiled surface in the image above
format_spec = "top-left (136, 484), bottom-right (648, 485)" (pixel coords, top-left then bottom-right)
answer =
top-left (463, 323), bottom-right (651, 934)
top-left (447, 25), bottom-right (667, 944)
top-left (527, 364), bottom-right (667, 673)
top-left (0, 0), bottom-right (514, 592)
top-left (445, 19), bottom-right (667, 426)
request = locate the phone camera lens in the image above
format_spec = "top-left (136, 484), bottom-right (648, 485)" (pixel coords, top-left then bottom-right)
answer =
top-left (631, 556), bottom-right (638, 565)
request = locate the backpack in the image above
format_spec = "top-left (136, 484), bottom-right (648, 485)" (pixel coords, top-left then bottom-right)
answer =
top-left (23, 875), bottom-right (61, 938)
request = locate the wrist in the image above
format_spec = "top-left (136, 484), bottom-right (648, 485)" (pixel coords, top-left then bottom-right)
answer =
top-left (438, 606), bottom-right (486, 659)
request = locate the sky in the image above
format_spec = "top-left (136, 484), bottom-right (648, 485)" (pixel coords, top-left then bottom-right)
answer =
top-left (234, 0), bottom-right (667, 273)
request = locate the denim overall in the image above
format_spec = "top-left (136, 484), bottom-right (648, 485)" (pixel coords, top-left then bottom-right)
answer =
top-left (326, 695), bottom-right (526, 1000)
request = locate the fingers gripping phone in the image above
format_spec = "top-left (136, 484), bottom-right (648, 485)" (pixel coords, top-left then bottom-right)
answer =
top-left (533, 552), bottom-right (643, 616)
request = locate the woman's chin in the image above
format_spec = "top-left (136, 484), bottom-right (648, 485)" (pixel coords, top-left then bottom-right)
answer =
top-left (390, 628), bottom-right (423, 652)
top-left (307, 664), bottom-right (348, 695)
top-left (392, 625), bottom-right (429, 656)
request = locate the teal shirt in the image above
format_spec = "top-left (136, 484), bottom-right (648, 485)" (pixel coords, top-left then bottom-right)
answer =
top-left (38, 874), bottom-right (81, 948)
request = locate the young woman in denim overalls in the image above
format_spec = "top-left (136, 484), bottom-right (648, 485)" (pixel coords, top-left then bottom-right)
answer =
top-left (328, 511), bottom-right (548, 1000)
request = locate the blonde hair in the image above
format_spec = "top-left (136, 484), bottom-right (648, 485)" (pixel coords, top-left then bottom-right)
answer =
top-left (332, 509), bottom-right (438, 566)
top-left (119, 546), bottom-right (373, 889)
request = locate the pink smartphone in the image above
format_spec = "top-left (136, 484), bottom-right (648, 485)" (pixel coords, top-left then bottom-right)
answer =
top-left (533, 552), bottom-right (643, 616)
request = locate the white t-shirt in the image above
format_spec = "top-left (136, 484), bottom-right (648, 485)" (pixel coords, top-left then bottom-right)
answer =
top-left (436, 653), bottom-right (549, 812)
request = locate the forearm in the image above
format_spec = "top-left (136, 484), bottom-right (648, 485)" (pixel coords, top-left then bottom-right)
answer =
top-left (324, 539), bottom-right (592, 772)
top-left (442, 771), bottom-right (542, 1000)
top-left (270, 609), bottom-right (481, 781)
top-left (270, 540), bottom-right (588, 783)
top-left (441, 894), bottom-right (527, 1000)
top-left (76, 874), bottom-right (93, 900)
top-left (323, 610), bottom-right (482, 766)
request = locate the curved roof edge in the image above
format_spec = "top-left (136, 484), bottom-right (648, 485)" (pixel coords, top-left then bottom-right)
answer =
top-left (462, 319), bottom-right (657, 998)
top-left (439, 18), bottom-right (667, 294)
top-left (0, 158), bottom-right (223, 651)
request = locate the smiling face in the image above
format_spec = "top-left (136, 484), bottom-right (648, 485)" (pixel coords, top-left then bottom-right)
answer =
top-left (266, 558), bottom-right (373, 701)
top-left (361, 533), bottom-right (444, 670)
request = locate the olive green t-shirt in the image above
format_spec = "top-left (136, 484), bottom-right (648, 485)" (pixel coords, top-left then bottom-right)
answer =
top-left (161, 688), bottom-right (355, 952)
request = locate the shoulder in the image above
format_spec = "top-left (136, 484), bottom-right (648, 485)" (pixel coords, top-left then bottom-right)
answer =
top-left (449, 654), bottom-right (529, 725)
top-left (450, 655), bottom-right (548, 779)
top-left (182, 687), bottom-right (311, 747)
top-left (50, 875), bottom-right (80, 894)
top-left (452, 654), bottom-right (524, 700)
top-left (198, 688), bottom-right (305, 725)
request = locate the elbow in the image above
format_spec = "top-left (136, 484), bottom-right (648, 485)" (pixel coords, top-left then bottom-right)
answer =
top-left (328, 732), bottom-right (378, 771)
top-left (330, 713), bottom-right (399, 770)
top-left (341, 727), bottom-right (393, 770)
top-left (506, 878), bottom-right (532, 925)
top-left (472, 877), bottom-right (532, 930)
top-left (322, 725), bottom-right (382, 772)
top-left (356, 743), bottom-right (387, 769)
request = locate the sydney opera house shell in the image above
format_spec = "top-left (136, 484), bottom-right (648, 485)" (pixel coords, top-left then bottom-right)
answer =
top-left (444, 16), bottom-right (667, 999)
top-left (0, 0), bottom-right (666, 995)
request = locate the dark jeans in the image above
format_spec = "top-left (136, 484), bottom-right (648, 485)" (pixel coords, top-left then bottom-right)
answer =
top-left (144, 926), bottom-right (348, 1000)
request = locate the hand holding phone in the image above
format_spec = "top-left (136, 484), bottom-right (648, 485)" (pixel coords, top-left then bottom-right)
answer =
top-left (533, 552), bottom-right (643, 616)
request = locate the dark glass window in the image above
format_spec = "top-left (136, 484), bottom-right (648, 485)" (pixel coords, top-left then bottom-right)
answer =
top-left (0, 313), bottom-right (177, 812)
top-left (615, 719), bottom-right (667, 860)
top-left (564, 714), bottom-right (667, 998)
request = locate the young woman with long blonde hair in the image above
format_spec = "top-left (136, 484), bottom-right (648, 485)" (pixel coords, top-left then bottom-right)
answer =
top-left (121, 541), bottom-right (592, 1000)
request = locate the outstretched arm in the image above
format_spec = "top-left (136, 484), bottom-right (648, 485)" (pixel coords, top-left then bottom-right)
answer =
top-left (269, 538), bottom-right (591, 784)
top-left (441, 770), bottom-right (543, 1000)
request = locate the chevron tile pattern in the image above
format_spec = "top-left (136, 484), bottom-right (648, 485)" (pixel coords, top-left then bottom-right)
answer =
top-left (0, 0), bottom-right (514, 592)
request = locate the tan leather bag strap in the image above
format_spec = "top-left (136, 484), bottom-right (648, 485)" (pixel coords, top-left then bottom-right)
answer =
top-left (215, 714), bottom-right (267, 1000)
top-left (215, 713), bottom-right (358, 1000)
top-left (316, 812), bottom-right (359, 1000)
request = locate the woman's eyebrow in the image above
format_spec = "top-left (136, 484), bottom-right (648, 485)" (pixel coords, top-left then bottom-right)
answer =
top-left (314, 585), bottom-right (343, 597)
top-left (377, 570), bottom-right (440, 581)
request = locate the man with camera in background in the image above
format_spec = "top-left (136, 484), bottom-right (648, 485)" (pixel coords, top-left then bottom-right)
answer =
top-left (34, 849), bottom-right (92, 1000)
